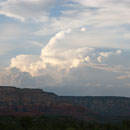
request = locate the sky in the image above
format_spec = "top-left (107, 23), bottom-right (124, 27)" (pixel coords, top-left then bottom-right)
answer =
top-left (0, 0), bottom-right (130, 96)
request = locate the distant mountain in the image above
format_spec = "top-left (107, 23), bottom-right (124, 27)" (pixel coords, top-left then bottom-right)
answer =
top-left (0, 86), bottom-right (130, 122)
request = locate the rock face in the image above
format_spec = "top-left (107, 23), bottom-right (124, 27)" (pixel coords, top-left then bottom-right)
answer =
top-left (0, 86), bottom-right (130, 121)
top-left (0, 86), bottom-right (57, 114)
top-left (60, 96), bottom-right (130, 117)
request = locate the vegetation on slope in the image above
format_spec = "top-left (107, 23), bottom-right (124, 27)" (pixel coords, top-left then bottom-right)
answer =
top-left (0, 115), bottom-right (130, 130)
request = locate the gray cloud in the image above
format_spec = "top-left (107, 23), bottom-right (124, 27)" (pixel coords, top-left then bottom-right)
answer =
top-left (1, 63), bottom-right (130, 96)
top-left (0, 0), bottom-right (56, 21)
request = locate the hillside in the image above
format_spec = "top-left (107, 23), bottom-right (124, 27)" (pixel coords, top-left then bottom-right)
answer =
top-left (0, 86), bottom-right (130, 122)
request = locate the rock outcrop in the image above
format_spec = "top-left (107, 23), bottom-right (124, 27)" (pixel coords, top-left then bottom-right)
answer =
top-left (0, 86), bottom-right (57, 113)
top-left (0, 86), bottom-right (130, 121)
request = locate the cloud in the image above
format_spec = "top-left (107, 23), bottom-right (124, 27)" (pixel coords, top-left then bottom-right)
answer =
top-left (10, 29), bottom-right (96, 76)
top-left (0, 0), bottom-right (130, 96)
top-left (10, 55), bottom-right (43, 76)
top-left (6, 28), bottom-right (130, 92)
top-left (0, 0), bottom-right (56, 21)
top-left (0, 23), bottom-right (28, 41)
top-left (97, 50), bottom-right (122, 63)
top-left (0, 67), bottom-right (54, 88)
top-left (0, 67), bottom-right (32, 87)
top-left (1, 64), bottom-right (130, 96)
top-left (33, 0), bottom-right (130, 52)
top-left (0, 23), bottom-right (33, 58)
top-left (30, 41), bottom-right (44, 48)
top-left (80, 27), bottom-right (87, 32)
top-left (0, 29), bottom-right (130, 96)
top-left (9, 29), bottom-right (125, 76)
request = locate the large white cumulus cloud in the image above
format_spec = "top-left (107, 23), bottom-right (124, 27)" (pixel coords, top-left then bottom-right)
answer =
top-left (9, 28), bottom-right (122, 77)
top-left (6, 28), bottom-right (126, 88)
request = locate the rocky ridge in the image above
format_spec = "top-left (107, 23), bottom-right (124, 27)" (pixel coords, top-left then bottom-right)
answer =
top-left (0, 86), bottom-right (130, 121)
